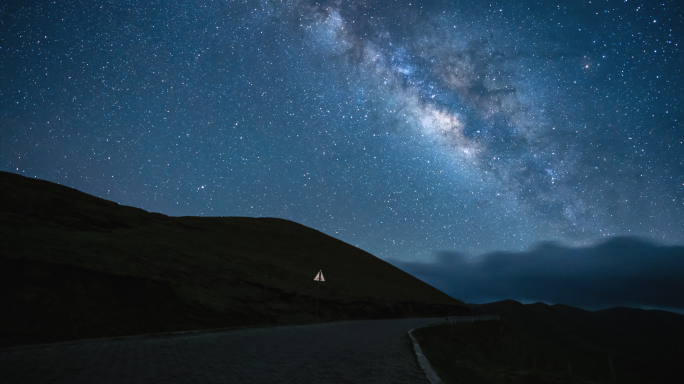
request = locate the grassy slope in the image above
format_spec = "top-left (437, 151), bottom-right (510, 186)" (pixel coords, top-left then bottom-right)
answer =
top-left (441, 300), bottom-right (684, 383)
top-left (414, 322), bottom-right (601, 384)
top-left (415, 319), bottom-right (683, 384)
top-left (0, 171), bottom-right (469, 347)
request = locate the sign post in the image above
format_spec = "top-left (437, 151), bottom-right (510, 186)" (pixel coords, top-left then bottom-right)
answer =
top-left (314, 270), bottom-right (325, 319)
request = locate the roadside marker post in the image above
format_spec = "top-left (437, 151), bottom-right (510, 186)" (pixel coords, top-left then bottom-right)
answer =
top-left (609, 355), bottom-right (616, 383)
top-left (314, 270), bottom-right (325, 319)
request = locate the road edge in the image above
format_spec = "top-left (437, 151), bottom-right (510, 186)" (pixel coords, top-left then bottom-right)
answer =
top-left (408, 323), bottom-right (446, 384)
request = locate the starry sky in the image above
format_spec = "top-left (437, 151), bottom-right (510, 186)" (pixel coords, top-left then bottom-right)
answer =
top-left (2, 0), bottom-right (683, 265)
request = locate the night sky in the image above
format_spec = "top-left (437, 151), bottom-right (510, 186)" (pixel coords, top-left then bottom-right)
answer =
top-left (2, 1), bottom-right (683, 279)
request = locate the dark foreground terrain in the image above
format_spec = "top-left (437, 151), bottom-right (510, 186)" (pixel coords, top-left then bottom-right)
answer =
top-left (413, 301), bottom-right (684, 383)
top-left (0, 171), bottom-right (469, 347)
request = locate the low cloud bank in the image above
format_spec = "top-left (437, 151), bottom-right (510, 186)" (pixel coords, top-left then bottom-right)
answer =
top-left (391, 237), bottom-right (684, 311)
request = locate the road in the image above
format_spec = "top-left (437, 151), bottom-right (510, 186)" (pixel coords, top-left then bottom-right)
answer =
top-left (0, 318), bottom-right (442, 384)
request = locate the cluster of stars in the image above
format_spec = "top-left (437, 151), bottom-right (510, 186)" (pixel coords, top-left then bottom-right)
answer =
top-left (1, 0), bottom-right (682, 261)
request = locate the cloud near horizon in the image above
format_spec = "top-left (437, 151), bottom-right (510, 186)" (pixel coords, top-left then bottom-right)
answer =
top-left (390, 237), bottom-right (684, 311)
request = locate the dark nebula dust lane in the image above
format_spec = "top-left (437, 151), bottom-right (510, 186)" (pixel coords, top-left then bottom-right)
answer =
top-left (1, 1), bottom-right (682, 269)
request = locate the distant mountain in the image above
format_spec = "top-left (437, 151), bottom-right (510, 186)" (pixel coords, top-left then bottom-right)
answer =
top-left (477, 300), bottom-right (684, 382)
top-left (0, 171), bottom-right (469, 347)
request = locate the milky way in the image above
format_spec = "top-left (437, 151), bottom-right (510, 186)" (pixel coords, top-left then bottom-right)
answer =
top-left (1, 0), bottom-right (682, 261)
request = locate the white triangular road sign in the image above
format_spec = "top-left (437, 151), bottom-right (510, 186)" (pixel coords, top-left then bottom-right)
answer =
top-left (314, 270), bottom-right (325, 282)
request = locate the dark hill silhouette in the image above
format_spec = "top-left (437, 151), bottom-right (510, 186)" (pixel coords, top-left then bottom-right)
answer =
top-left (475, 299), bottom-right (684, 383)
top-left (0, 171), bottom-right (469, 347)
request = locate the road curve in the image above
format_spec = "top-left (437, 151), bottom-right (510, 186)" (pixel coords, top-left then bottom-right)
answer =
top-left (0, 318), bottom-right (443, 384)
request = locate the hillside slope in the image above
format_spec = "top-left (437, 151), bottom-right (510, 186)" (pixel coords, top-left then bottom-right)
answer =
top-left (475, 300), bottom-right (684, 383)
top-left (0, 171), bottom-right (469, 347)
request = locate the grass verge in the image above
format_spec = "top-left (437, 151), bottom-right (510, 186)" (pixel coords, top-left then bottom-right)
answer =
top-left (412, 321), bottom-right (652, 384)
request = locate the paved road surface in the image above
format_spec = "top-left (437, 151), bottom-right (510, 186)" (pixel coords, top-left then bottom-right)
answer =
top-left (0, 318), bottom-right (442, 383)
